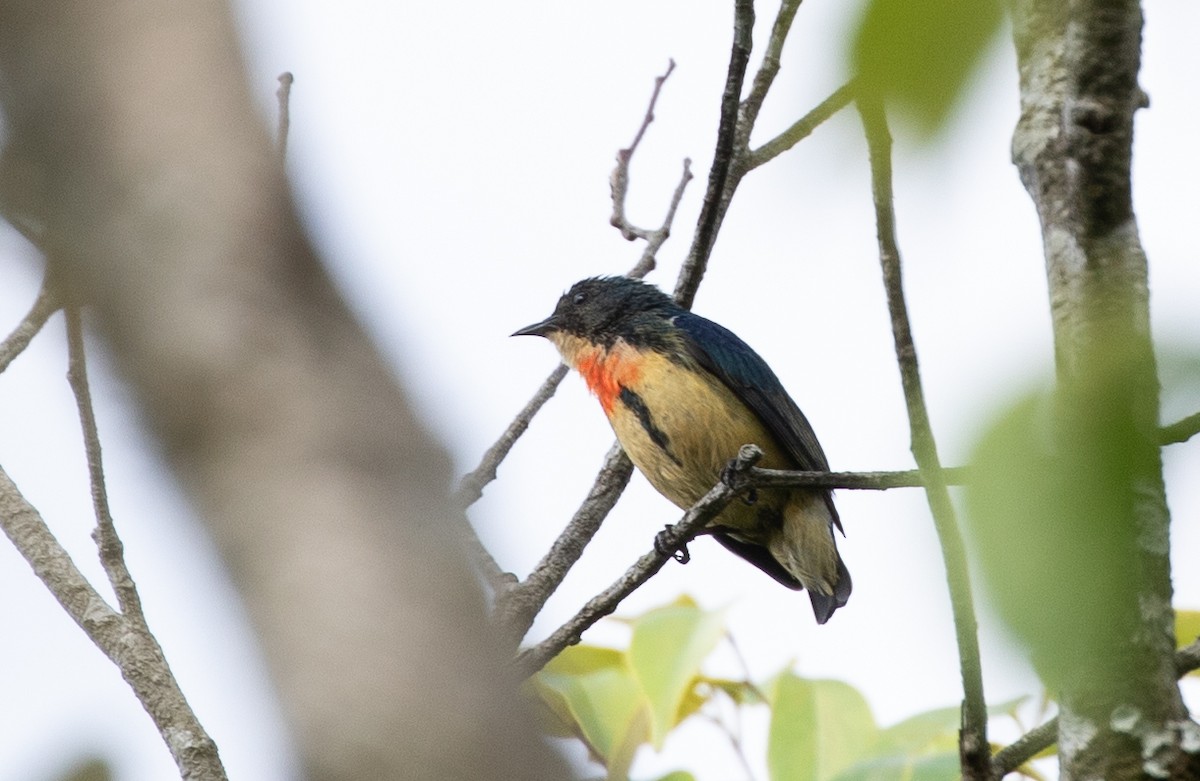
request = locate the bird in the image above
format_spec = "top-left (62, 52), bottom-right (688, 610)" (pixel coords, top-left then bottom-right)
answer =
top-left (513, 276), bottom-right (851, 623)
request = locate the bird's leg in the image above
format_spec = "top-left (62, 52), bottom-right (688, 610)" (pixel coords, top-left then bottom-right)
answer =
top-left (655, 524), bottom-right (691, 563)
top-left (721, 444), bottom-right (762, 501)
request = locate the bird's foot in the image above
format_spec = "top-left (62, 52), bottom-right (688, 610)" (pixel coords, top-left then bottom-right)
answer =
top-left (655, 524), bottom-right (691, 564)
top-left (721, 444), bottom-right (763, 498)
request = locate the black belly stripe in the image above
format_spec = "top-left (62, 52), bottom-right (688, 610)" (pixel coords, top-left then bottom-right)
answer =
top-left (618, 386), bottom-right (682, 466)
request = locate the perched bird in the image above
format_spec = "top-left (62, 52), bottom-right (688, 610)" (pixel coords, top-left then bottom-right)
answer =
top-left (514, 276), bottom-right (851, 623)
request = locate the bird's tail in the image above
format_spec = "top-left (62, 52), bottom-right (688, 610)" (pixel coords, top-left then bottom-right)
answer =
top-left (771, 492), bottom-right (852, 624)
top-left (807, 554), bottom-right (852, 624)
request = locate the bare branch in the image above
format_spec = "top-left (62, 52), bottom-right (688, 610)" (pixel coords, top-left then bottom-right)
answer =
top-left (673, 0), bottom-right (755, 310)
top-left (65, 307), bottom-right (144, 620)
top-left (0, 466), bottom-right (227, 780)
top-left (740, 0), bottom-right (803, 129)
top-left (611, 59), bottom-right (677, 242)
top-left (493, 442), bottom-right (634, 648)
top-left (456, 364), bottom-right (570, 513)
top-left (749, 464), bottom-right (970, 490)
top-left (515, 446), bottom-right (763, 676)
top-left (747, 81), bottom-right (856, 172)
top-left (276, 71), bottom-right (294, 160)
top-left (0, 276), bottom-right (58, 374)
top-left (454, 365), bottom-right (569, 590)
top-left (990, 636), bottom-right (1200, 777)
top-left (607, 60), bottom-right (695, 280)
top-left (627, 158), bottom-right (694, 281)
top-left (858, 96), bottom-right (990, 779)
top-left (1159, 411), bottom-right (1200, 446)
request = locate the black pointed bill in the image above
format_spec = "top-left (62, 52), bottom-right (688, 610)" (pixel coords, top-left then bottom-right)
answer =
top-left (512, 315), bottom-right (560, 338)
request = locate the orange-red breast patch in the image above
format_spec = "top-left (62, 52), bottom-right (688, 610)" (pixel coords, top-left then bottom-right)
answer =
top-left (575, 343), bottom-right (642, 416)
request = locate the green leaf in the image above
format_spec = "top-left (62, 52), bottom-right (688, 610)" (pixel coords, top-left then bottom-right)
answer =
top-left (697, 675), bottom-right (766, 706)
top-left (873, 696), bottom-right (1026, 757)
top-left (1177, 609), bottom-right (1200, 677)
top-left (831, 751), bottom-right (961, 781)
top-left (964, 382), bottom-right (1151, 690)
top-left (767, 674), bottom-right (878, 781)
top-left (850, 0), bottom-right (1004, 136)
top-left (1176, 609), bottom-right (1200, 648)
top-left (530, 644), bottom-right (649, 775)
top-left (627, 597), bottom-right (728, 748)
top-left (644, 773), bottom-right (697, 781)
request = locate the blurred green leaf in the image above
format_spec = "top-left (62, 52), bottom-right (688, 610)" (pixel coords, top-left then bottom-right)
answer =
top-left (697, 675), bottom-right (766, 706)
top-left (964, 380), bottom-right (1150, 689)
top-left (767, 674), bottom-right (877, 781)
top-left (1175, 609), bottom-right (1200, 648)
top-left (831, 751), bottom-right (960, 781)
top-left (873, 695), bottom-right (1026, 756)
top-left (850, 0), bottom-right (1004, 136)
top-left (628, 596), bottom-right (728, 747)
top-left (530, 644), bottom-right (649, 775)
top-left (646, 773), bottom-right (697, 781)
top-left (1177, 609), bottom-right (1200, 677)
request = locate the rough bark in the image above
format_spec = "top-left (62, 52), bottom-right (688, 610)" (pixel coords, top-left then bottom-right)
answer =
top-left (0, 2), bottom-right (568, 780)
top-left (1010, 0), bottom-right (1200, 777)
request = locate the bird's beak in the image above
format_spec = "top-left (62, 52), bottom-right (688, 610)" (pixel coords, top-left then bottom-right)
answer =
top-left (512, 315), bottom-right (559, 338)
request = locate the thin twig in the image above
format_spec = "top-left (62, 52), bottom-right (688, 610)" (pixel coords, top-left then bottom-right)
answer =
top-left (673, 0), bottom-right (756, 310)
top-left (455, 365), bottom-right (570, 590)
top-left (858, 96), bottom-right (990, 780)
top-left (456, 364), bottom-right (570, 513)
top-left (607, 59), bottom-right (695, 279)
top-left (65, 307), bottom-right (144, 621)
top-left (749, 464), bottom-right (969, 490)
top-left (276, 72), bottom-right (294, 160)
top-left (0, 467), bottom-right (227, 780)
top-left (740, 0), bottom-right (803, 130)
top-left (701, 706), bottom-right (759, 781)
top-left (494, 459), bottom-right (969, 647)
top-left (515, 446), bottom-right (762, 676)
top-left (724, 630), bottom-right (771, 704)
top-left (0, 277), bottom-right (58, 374)
top-left (627, 158), bottom-right (694, 281)
top-left (747, 81), bottom-right (857, 171)
top-left (990, 636), bottom-right (1200, 777)
top-left (611, 59), bottom-right (678, 242)
top-left (1159, 411), bottom-right (1200, 445)
top-left (493, 442), bottom-right (634, 648)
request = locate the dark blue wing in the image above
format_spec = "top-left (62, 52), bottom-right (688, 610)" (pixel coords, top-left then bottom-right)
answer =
top-left (673, 312), bottom-right (842, 530)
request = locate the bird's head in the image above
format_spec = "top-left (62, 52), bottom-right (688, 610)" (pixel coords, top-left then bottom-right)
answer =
top-left (512, 276), bottom-right (681, 351)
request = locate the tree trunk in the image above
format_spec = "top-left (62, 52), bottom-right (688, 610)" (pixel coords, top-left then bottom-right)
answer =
top-left (0, 2), bottom-right (568, 779)
top-left (1009, 0), bottom-right (1199, 777)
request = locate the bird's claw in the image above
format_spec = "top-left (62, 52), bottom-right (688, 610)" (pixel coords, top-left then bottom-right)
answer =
top-left (655, 524), bottom-right (691, 564)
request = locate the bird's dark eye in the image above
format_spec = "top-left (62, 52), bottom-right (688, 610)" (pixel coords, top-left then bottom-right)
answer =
top-left (573, 292), bottom-right (587, 305)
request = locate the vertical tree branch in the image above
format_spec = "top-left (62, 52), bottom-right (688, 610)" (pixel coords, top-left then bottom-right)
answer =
top-left (276, 71), bottom-right (293, 161)
top-left (64, 307), bottom-right (144, 620)
top-left (858, 97), bottom-right (989, 780)
top-left (673, 0), bottom-right (755, 309)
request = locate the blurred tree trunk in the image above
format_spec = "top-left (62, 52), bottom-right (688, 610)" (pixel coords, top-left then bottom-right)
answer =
top-left (0, 2), bottom-right (568, 780)
top-left (1010, 1), bottom-right (1199, 778)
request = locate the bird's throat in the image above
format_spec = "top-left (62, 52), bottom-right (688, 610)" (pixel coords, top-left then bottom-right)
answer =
top-left (550, 334), bottom-right (642, 415)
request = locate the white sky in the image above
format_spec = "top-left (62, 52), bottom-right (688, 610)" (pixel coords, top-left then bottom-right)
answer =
top-left (0, 1), bottom-right (1197, 779)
